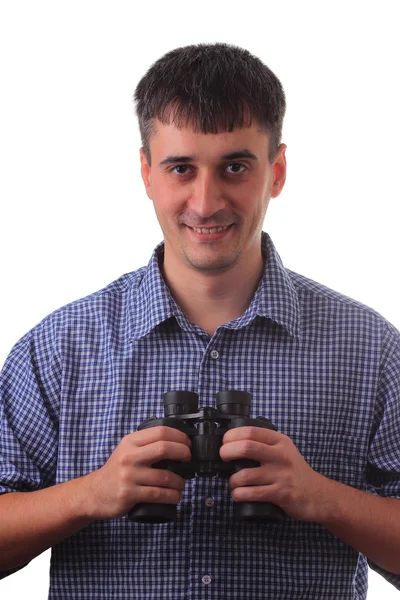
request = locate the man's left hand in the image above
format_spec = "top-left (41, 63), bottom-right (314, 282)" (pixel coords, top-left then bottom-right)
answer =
top-left (220, 426), bottom-right (331, 522)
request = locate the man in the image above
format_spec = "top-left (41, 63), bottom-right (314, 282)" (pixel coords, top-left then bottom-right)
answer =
top-left (1, 43), bottom-right (399, 599)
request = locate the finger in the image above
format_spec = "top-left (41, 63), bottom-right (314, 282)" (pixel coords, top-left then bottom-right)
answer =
top-left (136, 440), bottom-right (192, 466)
top-left (220, 439), bottom-right (280, 464)
top-left (228, 466), bottom-right (278, 490)
top-left (135, 485), bottom-right (184, 505)
top-left (231, 483), bottom-right (279, 503)
top-left (135, 468), bottom-right (186, 491)
top-left (127, 426), bottom-right (191, 448)
top-left (222, 426), bottom-right (281, 445)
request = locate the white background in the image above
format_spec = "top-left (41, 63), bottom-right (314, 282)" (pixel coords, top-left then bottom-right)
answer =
top-left (0, 0), bottom-right (399, 597)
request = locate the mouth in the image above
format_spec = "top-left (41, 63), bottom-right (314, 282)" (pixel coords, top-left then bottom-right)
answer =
top-left (190, 225), bottom-right (231, 234)
top-left (184, 223), bottom-right (234, 242)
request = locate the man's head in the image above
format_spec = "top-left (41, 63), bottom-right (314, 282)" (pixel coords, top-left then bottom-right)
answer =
top-left (134, 43), bottom-right (286, 166)
top-left (133, 44), bottom-right (287, 278)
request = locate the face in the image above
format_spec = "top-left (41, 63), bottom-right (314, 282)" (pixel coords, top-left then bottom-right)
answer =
top-left (140, 119), bottom-right (286, 276)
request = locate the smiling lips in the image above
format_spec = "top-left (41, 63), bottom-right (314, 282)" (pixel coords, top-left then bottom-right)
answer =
top-left (189, 225), bottom-right (232, 234)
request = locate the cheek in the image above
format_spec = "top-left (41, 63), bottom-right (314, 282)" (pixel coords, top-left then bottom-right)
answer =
top-left (151, 185), bottom-right (185, 227)
top-left (153, 179), bottom-right (190, 213)
top-left (237, 182), bottom-right (269, 214)
top-left (150, 177), bottom-right (172, 206)
top-left (245, 173), bottom-right (270, 198)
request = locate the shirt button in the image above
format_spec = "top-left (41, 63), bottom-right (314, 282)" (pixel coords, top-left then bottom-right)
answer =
top-left (205, 497), bottom-right (215, 507)
top-left (202, 575), bottom-right (212, 585)
top-left (210, 350), bottom-right (219, 359)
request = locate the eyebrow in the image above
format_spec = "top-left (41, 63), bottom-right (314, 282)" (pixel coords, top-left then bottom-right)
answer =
top-left (159, 149), bottom-right (258, 167)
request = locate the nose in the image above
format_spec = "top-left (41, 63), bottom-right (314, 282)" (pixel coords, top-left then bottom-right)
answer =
top-left (188, 170), bottom-right (226, 219)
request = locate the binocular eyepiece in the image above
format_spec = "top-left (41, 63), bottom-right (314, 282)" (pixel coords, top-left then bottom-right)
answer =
top-left (129, 390), bottom-right (285, 524)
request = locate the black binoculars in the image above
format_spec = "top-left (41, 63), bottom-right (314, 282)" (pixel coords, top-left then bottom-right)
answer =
top-left (128, 390), bottom-right (286, 524)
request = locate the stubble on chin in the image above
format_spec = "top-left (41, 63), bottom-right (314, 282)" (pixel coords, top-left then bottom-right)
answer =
top-left (181, 240), bottom-right (242, 274)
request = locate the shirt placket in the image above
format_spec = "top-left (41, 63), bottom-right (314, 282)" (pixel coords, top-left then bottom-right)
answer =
top-left (188, 329), bottom-right (228, 599)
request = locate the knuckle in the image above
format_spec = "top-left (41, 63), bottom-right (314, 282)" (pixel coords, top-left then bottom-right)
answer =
top-left (247, 428), bottom-right (261, 440)
top-left (150, 487), bottom-right (163, 502)
top-left (157, 469), bottom-right (172, 486)
top-left (119, 433), bottom-right (130, 445)
top-left (157, 426), bottom-right (171, 439)
top-left (239, 469), bottom-right (253, 485)
top-left (279, 433), bottom-right (292, 448)
top-left (121, 432), bottom-right (136, 447)
top-left (115, 484), bottom-right (131, 505)
top-left (241, 440), bottom-right (255, 455)
top-left (119, 451), bottom-right (134, 468)
top-left (154, 440), bottom-right (169, 458)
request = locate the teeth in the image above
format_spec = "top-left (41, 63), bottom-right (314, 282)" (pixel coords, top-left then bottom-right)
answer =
top-left (192, 225), bottom-right (230, 234)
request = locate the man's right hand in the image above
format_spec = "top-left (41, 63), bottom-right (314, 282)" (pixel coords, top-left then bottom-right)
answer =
top-left (83, 426), bottom-right (192, 520)
top-left (0, 426), bottom-right (191, 571)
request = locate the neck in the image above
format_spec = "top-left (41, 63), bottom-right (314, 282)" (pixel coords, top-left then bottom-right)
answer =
top-left (161, 244), bottom-right (264, 336)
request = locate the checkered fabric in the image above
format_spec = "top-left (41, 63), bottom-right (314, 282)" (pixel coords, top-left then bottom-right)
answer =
top-left (1, 232), bottom-right (400, 599)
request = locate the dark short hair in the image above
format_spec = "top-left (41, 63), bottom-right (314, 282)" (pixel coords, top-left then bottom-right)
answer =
top-left (134, 43), bottom-right (286, 164)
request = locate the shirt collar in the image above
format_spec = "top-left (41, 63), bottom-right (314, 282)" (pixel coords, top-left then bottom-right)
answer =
top-left (253, 232), bottom-right (300, 338)
top-left (129, 232), bottom-right (300, 340)
top-left (128, 243), bottom-right (180, 341)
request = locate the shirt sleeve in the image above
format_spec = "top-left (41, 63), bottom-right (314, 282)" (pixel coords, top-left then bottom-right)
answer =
top-left (0, 320), bottom-right (61, 579)
top-left (0, 321), bottom-right (60, 495)
top-left (366, 321), bottom-right (400, 587)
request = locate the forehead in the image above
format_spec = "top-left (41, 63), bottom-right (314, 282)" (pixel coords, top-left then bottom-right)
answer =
top-left (149, 119), bottom-right (270, 160)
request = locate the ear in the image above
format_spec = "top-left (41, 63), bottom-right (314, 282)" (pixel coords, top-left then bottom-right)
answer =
top-left (271, 144), bottom-right (287, 198)
top-left (140, 147), bottom-right (152, 200)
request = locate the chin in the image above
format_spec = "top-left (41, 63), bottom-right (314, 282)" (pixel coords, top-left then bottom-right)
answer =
top-left (184, 253), bottom-right (241, 274)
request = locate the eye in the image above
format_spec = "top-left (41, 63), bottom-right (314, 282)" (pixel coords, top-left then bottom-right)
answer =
top-left (226, 163), bottom-right (246, 174)
top-left (171, 165), bottom-right (192, 175)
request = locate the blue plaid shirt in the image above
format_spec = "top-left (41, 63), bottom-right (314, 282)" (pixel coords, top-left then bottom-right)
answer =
top-left (1, 232), bottom-right (400, 599)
